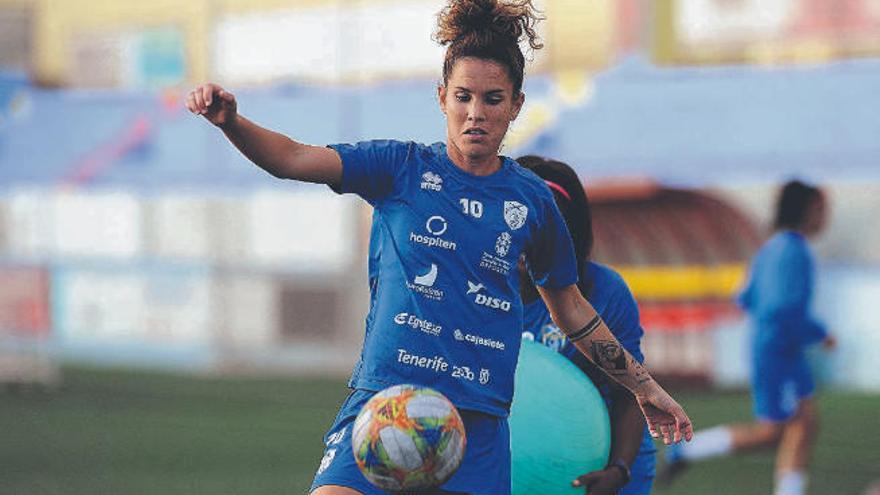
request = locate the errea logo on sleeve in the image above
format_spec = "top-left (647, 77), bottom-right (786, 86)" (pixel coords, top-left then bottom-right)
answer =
top-left (421, 172), bottom-right (443, 191)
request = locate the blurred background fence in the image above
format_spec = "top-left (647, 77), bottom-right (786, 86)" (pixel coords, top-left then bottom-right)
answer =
top-left (1, 0), bottom-right (879, 392)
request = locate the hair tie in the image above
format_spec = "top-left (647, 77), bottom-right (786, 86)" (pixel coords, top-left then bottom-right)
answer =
top-left (545, 180), bottom-right (571, 202)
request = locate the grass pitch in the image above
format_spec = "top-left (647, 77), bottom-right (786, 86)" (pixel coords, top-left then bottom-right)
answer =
top-left (1, 366), bottom-right (877, 494)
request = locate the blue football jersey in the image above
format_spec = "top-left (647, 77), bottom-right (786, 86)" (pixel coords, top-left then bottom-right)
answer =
top-left (329, 140), bottom-right (577, 416)
top-left (738, 231), bottom-right (827, 354)
top-left (522, 261), bottom-right (657, 474)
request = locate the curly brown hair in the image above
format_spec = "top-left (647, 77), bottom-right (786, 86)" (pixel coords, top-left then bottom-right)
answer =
top-left (435, 0), bottom-right (543, 95)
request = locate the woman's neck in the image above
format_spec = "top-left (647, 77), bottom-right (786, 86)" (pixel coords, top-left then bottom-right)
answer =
top-left (445, 141), bottom-right (502, 177)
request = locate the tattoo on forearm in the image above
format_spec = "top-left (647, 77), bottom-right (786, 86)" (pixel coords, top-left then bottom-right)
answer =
top-left (630, 356), bottom-right (652, 385)
top-left (590, 340), bottom-right (629, 375)
top-left (569, 315), bottom-right (602, 343)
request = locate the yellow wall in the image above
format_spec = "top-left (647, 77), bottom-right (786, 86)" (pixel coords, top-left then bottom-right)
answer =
top-left (1, 0), bottom-right (617, 86)
top-left (545, 0), bottom-right (614, 70)
top-left (614, 263), bottom-right (748, 301)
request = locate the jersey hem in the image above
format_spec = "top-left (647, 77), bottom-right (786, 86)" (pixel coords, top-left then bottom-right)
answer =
top-left (352, 378), bottom-right (510, 418)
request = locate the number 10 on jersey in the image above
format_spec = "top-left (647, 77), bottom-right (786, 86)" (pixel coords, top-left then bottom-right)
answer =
top-left (460, 198), bottom-right (483, 219)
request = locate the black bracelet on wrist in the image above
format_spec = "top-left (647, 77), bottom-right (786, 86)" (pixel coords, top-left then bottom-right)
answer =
top-left (607, 458), bottom-right (631, 484)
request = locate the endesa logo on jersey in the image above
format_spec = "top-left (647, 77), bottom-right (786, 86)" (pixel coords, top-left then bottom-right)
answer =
top-left (421, 171), bottom-right (443, 191)
top-left (410, 215), bottom-right (457, 251)
top-left (453, 328), bottom-right (506, 351)
top-left (393, 312), bottom-right (442, 336)
top-left (407, 263), bottom-right (445, 300)
top-left (466, 281), bottom-right (511, 312)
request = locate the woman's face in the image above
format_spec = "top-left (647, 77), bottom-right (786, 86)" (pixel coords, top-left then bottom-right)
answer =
top-left (438, 57), bottom-right (524, 166)
top-left (803, 192), bottom-right (829, 237)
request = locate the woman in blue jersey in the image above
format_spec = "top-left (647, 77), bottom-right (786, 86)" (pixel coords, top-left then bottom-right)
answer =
top-left (186, 1), bottom-right (691, 493)
top-left (517, 156), bottom-right (656, 495)
top-left (660, 180), bottom-right (835, 495)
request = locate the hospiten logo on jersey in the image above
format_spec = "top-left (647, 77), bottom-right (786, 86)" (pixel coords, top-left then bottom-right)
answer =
top-left (503, 201), bottom-right (528, 230)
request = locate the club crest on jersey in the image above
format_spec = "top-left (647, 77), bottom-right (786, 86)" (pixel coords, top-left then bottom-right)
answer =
top-left (503, 201), bottom-right (528, 230)
top-left (421, 171), bottom-right (443, 191)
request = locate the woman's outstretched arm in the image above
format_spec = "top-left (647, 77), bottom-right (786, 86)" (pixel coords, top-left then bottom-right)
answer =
top-left (186, 83), bottom-right (342, 186)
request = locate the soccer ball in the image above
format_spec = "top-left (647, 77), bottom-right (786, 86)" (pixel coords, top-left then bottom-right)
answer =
top-left (352, 384), bottom-right (466, 493)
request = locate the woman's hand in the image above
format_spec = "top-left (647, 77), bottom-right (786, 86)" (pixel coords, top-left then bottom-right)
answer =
top-left (572, 467), bottom-right (627, 495)
top-left (634, 384), bottom-right (693, 445)
top-left (186, 83), bottom-right (238, 128)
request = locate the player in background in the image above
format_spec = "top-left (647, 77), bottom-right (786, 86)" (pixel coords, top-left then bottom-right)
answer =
top-left (187, 1), bottom-right (692, 493)
top-left (518, 156), bottom-right (655, 495)
top-left (660, 180), bottom-right (835, 495)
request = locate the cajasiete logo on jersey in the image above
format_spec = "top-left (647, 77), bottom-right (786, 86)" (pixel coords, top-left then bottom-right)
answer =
top-left (410, 215), bottom-right (457, 251)
top-left (453, 328), bottom-right (506, 351)
top-left (393, 312), bottom-right (442, 336)
top-left (503, 201), bottom-right (528, 230)
top-left (421, 171), bottom-right (443, 191)
top-left (466, 280), bottom-right (512, 312)
top-left (406, 263), bottom-right (444, 300)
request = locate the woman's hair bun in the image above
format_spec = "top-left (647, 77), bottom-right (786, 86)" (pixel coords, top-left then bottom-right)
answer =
top-left (435, 0), bottom-right (543, 50)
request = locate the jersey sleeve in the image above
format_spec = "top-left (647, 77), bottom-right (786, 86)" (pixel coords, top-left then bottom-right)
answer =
top-left (524, 194), bottom-right (578, 289)
top-left (327, 140), bottom-right (412, 203)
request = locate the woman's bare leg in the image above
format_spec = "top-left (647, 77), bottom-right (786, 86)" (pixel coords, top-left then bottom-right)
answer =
top-left (311, 485), bottom-right (365, 495)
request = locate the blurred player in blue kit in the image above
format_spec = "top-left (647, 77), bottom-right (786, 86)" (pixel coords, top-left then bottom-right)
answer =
top-left (660, 180), bottom-right (835, 495)
top-left (187, 1), bottom-right (692, 493)
top-left (518, 156), bottom-right (656, 495)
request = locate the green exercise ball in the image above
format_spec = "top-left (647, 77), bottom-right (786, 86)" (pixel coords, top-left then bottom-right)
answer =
top-left (510, 340), bottom-right (611, 495)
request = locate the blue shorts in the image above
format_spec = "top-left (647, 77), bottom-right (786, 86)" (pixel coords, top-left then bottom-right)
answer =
top-left (751, 352), bottom-right (814, 422)
top-left (619, 449), bottom-right (655, 495)
top-left (310, 389), bottom-right (511, 495)
top-left (619, 472), bottom-right (653, 495)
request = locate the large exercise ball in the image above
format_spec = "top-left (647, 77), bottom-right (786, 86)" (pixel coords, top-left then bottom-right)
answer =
top-left (510, 340), bottom-right (611, 495)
